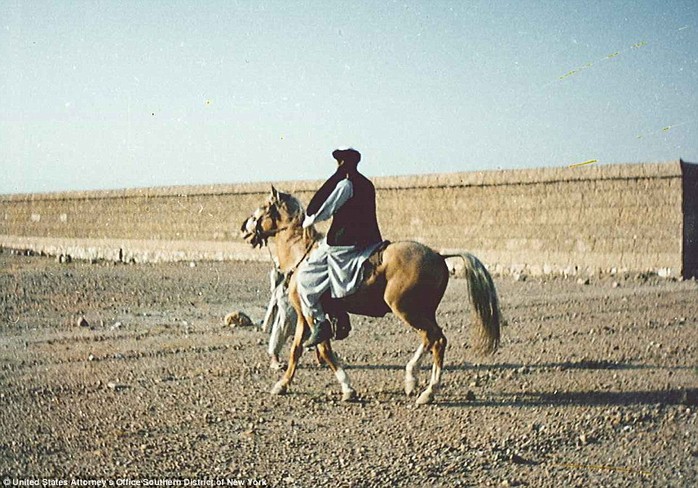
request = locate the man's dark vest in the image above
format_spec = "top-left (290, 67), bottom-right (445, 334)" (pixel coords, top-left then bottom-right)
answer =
top-left (307, 167), bottom-right (382, 248)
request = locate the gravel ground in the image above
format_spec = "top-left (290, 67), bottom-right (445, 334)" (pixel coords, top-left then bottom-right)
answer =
top-left (1, 251), bottom-right (696, 487)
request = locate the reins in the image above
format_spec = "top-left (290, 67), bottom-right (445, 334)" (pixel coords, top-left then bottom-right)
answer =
top-left (283, 236), bottom-right (316, 286)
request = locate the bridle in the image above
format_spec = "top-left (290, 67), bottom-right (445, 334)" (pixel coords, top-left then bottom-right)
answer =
top-left (243, 200), bottom-right (316, 285)
top-left (243, 202), bottom-right (288, 249)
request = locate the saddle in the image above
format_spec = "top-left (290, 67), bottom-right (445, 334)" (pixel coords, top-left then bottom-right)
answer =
top-left (363, 239), bottom-right (391, 279)
top-left (321, 240), bottom-right (391, 341)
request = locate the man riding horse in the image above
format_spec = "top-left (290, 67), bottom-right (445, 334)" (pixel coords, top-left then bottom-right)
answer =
top-left (297, 147), bottom-right (384, 348)
top-left (240, 151), bottom-right (501, 404)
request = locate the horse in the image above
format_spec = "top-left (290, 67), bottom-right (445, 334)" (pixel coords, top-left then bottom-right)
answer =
top-left (240, 186), bottom-right (502, 405)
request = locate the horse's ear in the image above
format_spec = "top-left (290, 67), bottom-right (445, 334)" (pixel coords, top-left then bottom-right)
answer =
top-left (270, 185), bottom-right (280, 202)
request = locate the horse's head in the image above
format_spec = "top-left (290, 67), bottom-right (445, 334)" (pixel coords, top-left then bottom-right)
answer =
top-left (240, 186), bottom-right (304, 248)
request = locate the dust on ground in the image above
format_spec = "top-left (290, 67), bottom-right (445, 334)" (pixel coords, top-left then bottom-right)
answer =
top-left (1, 251), bottom-right (696, 486)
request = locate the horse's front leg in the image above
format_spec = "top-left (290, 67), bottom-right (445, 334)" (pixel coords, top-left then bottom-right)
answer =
top-left (271, 315), bottom-right (307, 395)
top-left (316, 341), bottom-right (356, 401)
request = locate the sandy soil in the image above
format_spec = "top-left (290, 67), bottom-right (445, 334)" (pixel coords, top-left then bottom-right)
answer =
top-left (1, 251), bottom-right (696, 487)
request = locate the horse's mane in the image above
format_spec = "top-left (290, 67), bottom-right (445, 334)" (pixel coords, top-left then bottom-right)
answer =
top-left (278, 191), bottom-right (324, 243)
top-left (278, 192), bottom-right (304, 220)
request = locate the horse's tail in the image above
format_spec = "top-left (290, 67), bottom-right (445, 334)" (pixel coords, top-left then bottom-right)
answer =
top-left (443, 252), bottom-right (501, 355)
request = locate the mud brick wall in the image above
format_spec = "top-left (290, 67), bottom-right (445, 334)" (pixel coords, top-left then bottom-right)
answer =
top-left (1, 160), bottom-right (696, 277)
top-left (377, 161), bottom-right (692, 278)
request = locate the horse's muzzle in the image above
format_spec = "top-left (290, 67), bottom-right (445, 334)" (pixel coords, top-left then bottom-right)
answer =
top-left (240, 217), bottom-right (257, 245)
top-left (240, 216), bottom-right (266, 248)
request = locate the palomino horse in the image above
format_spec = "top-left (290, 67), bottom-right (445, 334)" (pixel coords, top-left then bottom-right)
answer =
top-left (241, 187), bottom-right (501, 405)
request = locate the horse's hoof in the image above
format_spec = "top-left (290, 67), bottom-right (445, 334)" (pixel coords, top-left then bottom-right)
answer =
top-left (415, 389), bottom-right (433, 406)
top-left (341, 388), bottom-right (357, 402)
top-left (405, 378), bottom-right (418, 397)
top-left (269, 360), bottom-right (285, 371)
top-left (270, 381), bottom-right (287, 396)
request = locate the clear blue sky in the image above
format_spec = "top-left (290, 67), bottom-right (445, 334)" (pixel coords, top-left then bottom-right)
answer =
top-left (1, 0), bottom-right (697, 194)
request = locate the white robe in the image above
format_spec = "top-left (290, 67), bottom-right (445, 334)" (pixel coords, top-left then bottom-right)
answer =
top-left (296, 178), bottom-right (382, 323)
top-left (262, 267), bottom-right (296, 357)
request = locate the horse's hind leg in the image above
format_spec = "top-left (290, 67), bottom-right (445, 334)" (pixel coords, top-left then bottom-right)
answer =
top-left (416, 325), bottom-right (447, 405)
top-left (405, 341), bottom-right (426, 396)
top-left (316, 341), bottom-right (356, 401)
top-left (393, 309), bottom-right (447, 405)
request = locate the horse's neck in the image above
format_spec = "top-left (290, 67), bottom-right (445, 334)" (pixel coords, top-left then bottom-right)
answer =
top-left (275, 225), bottom-right (319, 271)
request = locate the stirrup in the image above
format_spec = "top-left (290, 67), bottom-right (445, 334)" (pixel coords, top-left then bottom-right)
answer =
top-left (329, 312), bottom-right (351, 341)
top-left (303, 320), bottom-right (332, 349)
